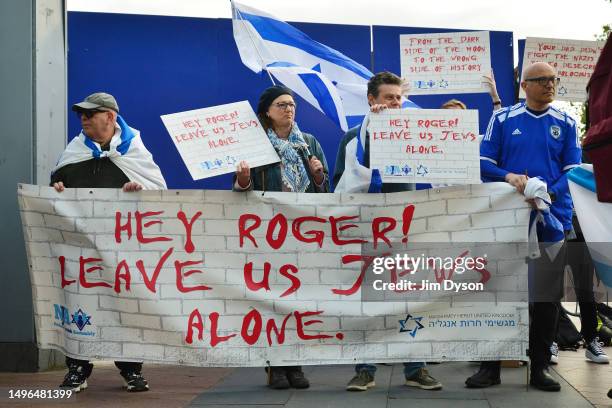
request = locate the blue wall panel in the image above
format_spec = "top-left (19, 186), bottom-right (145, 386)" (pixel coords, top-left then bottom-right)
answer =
top-left (68, 13), bottom-right (517, 188)
top-left (517, 39), bottom-right (526, 101)
top-left (372, 25), bottom-right (514, 134)
top-left (68, 12), bottom-right (371, 189)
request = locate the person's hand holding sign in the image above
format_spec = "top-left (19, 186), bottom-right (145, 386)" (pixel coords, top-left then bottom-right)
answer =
top-left (482, 70), bottom-right (502, 109)
top-left (236, 160), bottom-right (251, 189)
top-left (370, 104), bottom-right (388, 113)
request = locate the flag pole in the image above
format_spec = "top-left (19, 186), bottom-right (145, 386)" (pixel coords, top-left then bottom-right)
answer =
top-left (231, 1), bottom-right (276, 85)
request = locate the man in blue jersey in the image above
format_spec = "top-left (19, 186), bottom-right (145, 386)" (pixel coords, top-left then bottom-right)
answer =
top-left (334, 72), bottom-right (442, 392)
top-left (465, 62), bottom-right (581, 391)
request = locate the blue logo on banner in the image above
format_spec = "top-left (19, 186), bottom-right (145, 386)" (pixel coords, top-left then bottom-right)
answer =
top-left (399, 314), bottom-right (425, 338)
top-left (71, 308), bottom-right (92, 331)
top-left (53, 304), bottom-right (95, 337)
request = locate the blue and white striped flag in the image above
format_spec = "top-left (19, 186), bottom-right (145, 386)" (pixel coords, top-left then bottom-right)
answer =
top-left (231, 1), bottom-right (417, 131)
top-left (568, 164), bottom-right (612, 288)
top-left (334, 114), bottom-right (382, 193)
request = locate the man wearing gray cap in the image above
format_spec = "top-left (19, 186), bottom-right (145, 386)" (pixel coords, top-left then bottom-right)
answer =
top-left (52, 92), bottom-right (166, 392)
top-left (52, 92), bottom-right (166, 192)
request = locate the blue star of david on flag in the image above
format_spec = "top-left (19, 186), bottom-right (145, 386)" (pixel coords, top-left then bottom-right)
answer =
top-left (71, 308), bottom-right (92, 331)
top-left (399, 314), bottom-right (424, 338)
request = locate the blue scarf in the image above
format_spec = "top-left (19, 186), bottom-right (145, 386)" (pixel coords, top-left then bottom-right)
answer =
top-left (82, 115), bottom-right (135, 158)
top-left (266, 123), bottom-right (310, 192)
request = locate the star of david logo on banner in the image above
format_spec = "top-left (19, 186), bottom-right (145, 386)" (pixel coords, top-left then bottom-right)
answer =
top-left (416, 165), bottom-right (429, 176)
top-left (71, 308), bottom-right (92, 331)
top-left (399, 314), bottom-right (425, 338)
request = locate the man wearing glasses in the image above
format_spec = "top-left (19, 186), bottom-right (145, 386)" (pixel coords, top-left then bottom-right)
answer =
top-left (51, 92), bottom-right (166, 392)
top-left (52, 93), bottom-right (166, 192)
top-left (467, 62), bottom-right (581, 391)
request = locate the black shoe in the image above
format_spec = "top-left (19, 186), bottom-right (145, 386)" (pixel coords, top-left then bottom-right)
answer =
top-left (59, 362), bottom-right (93, 393)
top-left (608, 388), bottom-right (612, 399)
top-left (529, 367), bottom-right (561, 392)
top-left (465, 361), bottom-right (501, 388)
top-left (286, 367), bottom-right (309, 389)
top-left (120, 370), bottom-right (149, 392)
top-left (267, 367), bottom-right (290, 389)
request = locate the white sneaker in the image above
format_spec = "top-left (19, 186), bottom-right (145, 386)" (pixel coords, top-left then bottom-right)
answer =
top-left (550, 342), bottom-right (559, 365)
top-left (585, 337), bottom-right (610, 364)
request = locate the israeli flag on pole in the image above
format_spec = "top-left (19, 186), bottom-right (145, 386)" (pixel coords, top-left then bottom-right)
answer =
top-left (568, 164), bottom-right (612, 288)
top-left (231, 1), bottom-right (417, 131)
top-left (266, 61), bottom-right (349, 130)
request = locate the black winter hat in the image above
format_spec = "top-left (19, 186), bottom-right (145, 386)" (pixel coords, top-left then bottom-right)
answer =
top-left (257, 85), bottom-right (293, 115)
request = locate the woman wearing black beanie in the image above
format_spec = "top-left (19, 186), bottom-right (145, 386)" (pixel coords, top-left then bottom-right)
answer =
top-left (234, 85), bottom-right (329, 194)
top-left (233, 85), bottom-right (330, 389)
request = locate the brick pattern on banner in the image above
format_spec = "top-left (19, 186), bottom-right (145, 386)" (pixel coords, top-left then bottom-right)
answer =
top-left (19, 183), bottom-right (529, 366)
top-left (400, 31), bottom-right (491, 95)
top-left (520, 37), bottom-right (605, 102)
top-left (160, 101), bottom-right (279, 180)
top-left (368, 109), bottom-right (480, 184)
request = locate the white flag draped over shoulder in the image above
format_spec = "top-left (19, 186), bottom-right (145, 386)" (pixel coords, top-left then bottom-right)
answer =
top-left (232, 1), bottom-right (389, 131)
top-left (334, 114), bottom-right (382, 193)
top-left (52, 115), bottom-right (167, 190)
top-left (568, 164), bottom-right (612, 288)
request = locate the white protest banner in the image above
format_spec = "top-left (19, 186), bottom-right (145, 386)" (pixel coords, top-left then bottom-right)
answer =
top-left (400, 31), bottom-right (491, 95)
top-left (160, 101), bottom-right (279, 180)
top-left (368, 109), bottom-right (480, 184)
top-left (520, 37), bottom-right (605, 102)
top-left (19, 183), bottom-right (529, 366)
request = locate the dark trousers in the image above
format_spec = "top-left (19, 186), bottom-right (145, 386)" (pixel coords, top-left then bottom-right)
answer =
top-left (529, 302), bottom-right (559, 367)
top-left (66, 357), bottom-right (142, 375)
top-left (528, 237), bottom-right (567, 368)
top-left (565, 232), bottom-right (597, 342)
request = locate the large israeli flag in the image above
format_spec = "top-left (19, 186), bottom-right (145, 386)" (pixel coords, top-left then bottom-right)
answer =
top-left (231, 1), bottom-right (417, 131)
top-left (568, 164), bottom-right (612, 288)
top-left (231, 1), bottom-right (369, 130)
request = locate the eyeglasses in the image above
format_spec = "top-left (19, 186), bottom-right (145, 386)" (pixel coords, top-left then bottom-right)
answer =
top-left (273, 102), bottom-right (297, 111)
top-left (524, 76), bottom-right (561, 86)
top-left (78, 110), bottom-right (104, 119)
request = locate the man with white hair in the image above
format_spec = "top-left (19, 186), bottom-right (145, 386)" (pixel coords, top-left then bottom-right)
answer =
top-left (466, 62), bottom-right (582, 391)
top-left (52, 92), bottom-right (166, 392)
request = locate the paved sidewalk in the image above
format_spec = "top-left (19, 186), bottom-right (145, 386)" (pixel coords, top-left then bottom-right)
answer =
top-left (0, 363), bottom-right (231, 408)
top-left (188, 359), bottom-right (606, 408)
top-left (1, 352), bottom-right (610, 408)
top-left (553, 349), bottom-right (612, 408)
